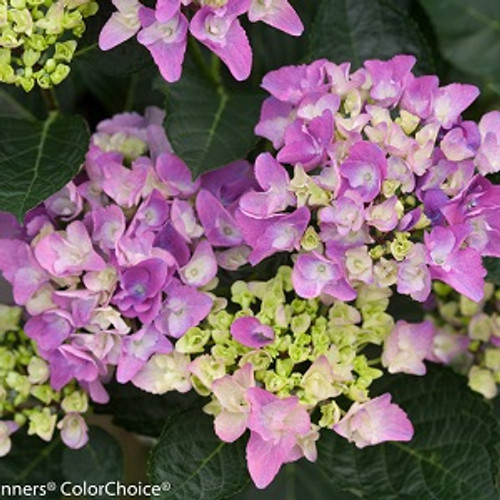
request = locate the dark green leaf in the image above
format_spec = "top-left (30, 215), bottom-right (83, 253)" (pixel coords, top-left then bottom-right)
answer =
top-left (246, 0), bottom-right (318, 78)
top-left (164, 71), bottom-right (264, 177)
top-left (419, 0), bottom-right (500, 80)
top-left (62, 426), bottom-right (124, 493)
top-left (148, 410), bottom-right (249, 499)
top-left (315, 365), bottom-right (500, 499)
top-left (0, 426), bottom-right (123, 500)
top-left (484, 257), bottom-right (500, 286)
top-left (236, 461), bottom-right (358, 500)
top-left (97, 382), bottom-right (204, 438)
top-left (0, 112), bottom-right (89, 221)
top-left (309, 0), bottom-right (434, 73)
top-left (0, 87), bottom-right (36, 120)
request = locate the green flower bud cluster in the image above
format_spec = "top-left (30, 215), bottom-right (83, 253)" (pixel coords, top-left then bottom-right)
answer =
top-left (430, 282), bottom-right (500, 399)
top-left (0, 0), bottom-right (98, 91)
top-left (183, 267), bottom-right (393, 429)
top-left (0, 305), bottom-right (89, 449)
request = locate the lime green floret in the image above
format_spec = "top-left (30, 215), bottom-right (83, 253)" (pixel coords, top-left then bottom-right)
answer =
top-left (0, 305), bottom-right (88, 443)
top-left (0, 0), bottom-right (98, 91)
top-left (183, 266), bottom-right (393, 428)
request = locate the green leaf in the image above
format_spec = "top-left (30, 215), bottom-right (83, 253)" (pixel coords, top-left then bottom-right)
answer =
top-left (309, 0), bottom-right (434, 73)
top-left (419, 0), bottom-right (500, 79)
top-left (97, 382), bottom-right (204, 438)
top-left (314, 365), bottom-right (500, 499)
top-left (62, 427), bottom-right (124, 498)
top-left (164, 71), bottom-right (264, 177)
top-left (484, 257), bottom-right (500, 286)
top-left (0, 112), bottom-right (89, 221)
top-left (236, 461), bottom-right (358, 500)
top-left (148, 410), bottom-right (249, 499)
top-left (0, 87), bottom-right (36, 120)
top-left (0, 426), bottom-right (123, 500)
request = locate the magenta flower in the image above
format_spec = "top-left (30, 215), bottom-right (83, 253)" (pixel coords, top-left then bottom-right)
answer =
top-left (432, 83), bottom-right (479, 129)
top-left (190, 1), bottom-right (252, 81)
top-left (196, 189), bottom-right (243, 247)
top-left (254, 97), bottom-right (294, 148)
top-left (155, 284), bottom-right (213, 338)
top-left (261, 61), bottom-right (330, 105)
top-left (397, 244), bottom-right (431, 302)
top-left (137, 9), bottom-right (188, 83)
top-left (200, 160), bottom-right (257, 207)
top-left (156, 0), bottom-right (181, 23)
top-left (58, 414), bottom-right (89, 450)
top-left (382, 320), bottom-right (435, 375)
top-left (333, 393), bottom-right (414, 448)
top-left (239, 153), bottom-right (295, 218)
top-left (365, 196), bottom-right (399, 232)
top-left (319, 193), bottom-right (365, 237)
top-left (277, 111), bottom-right (334, 170)
top-left (339, 141), bottom-right (387, 202)
top-left (114, 258), bottom-right (172, 324)
top-left (46, 344), bottom-right (105, 394)
top-left (179, 240), bottom-right (217, 287)
top-left (171, 199), bottom-right (204, 242)
top-left (247, 0), bottom-right (303, 36)
top-left (0, 239), bottom-right (48, 305)
top-left (25, 310), bottom-right (74, 352)
top-left (129, 190), bottom-right (170, 237)
top-left (92, 205), bottom-right (126, 252)
top-left (212, 364), bottom-right (255, 442)
top-left (440, 122), bottom-right (480, 162)
top-left (35, 221), bottom-right (106, 277)
top-left (441, 176), bottom-right (500, 258)
top-left (400, 74), bottom-right (439, 119)
top-left (246, 387), bottom-right (311, 489)
top-left (230, 317), bottom-right (275, 348)
top-left (365, 54), bottom-right (416, 107)
top-left (425, 226), bottom-right (486, 302)
top-left (156, 152), bottom-right (200, 198)
top-left (154, 223), bottom-right (191, 266)
top-left (52, 290), bottom-right (100, 328)
top-left (117, 324), bottom-right (173, 383)
top-left (99, 0), bottom-right (141, 51)
top-left (292, 251), bottom-right (356, 301)
top-left (477, 111), bottom-right (500, 174)
top-left (236, 207), bottom-right (310, 265)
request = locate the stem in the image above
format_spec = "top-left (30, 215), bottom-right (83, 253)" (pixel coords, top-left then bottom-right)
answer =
top-left (210, 52), bottom-right (222, 86)
top-left (41, 87), bottom-right (59, 113)
top-left (73, 42), bottom-right (98, 59)
top-left (124, 73), bottom-right (139, 111)
top-left (188, 38), bottom-right (220, 87)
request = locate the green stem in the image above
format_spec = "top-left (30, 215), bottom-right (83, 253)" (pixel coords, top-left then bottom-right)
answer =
top-left (124, 73), bottom-right (139, 111)
top-left (188, 38), bottom-right (220, 87)
top-left (73, 42), bottom-right (98, 59)
top-left (367, 357), bottom-right (381, 366)
top-left (41, 87), bottom-right (59, 113)
top-left (210, 52), bottom-right (222, 86)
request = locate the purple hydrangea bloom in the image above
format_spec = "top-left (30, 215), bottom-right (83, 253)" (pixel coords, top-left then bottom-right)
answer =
top-left (155, 284), bottom-right (213, 338)
top-left (114, 258), bottom-right (172, 324)
top-left (230, 317), bottom-right (275, 348)
top-left (292, 252), bottom-right (356, 301)
top-left (339, 141), bottom-right (387, 202)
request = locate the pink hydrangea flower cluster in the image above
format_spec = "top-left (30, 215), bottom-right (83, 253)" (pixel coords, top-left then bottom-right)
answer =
top-left (385, 282), bottom-right (500, 400)
top-left (99, 0), bottom-right (303, 82)
top-left (0, 107), bottom-right (255, 404)
top-left (246, 54), bottom-right (500, 305)
top-left (2, 54), bottom-right (500, 489)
